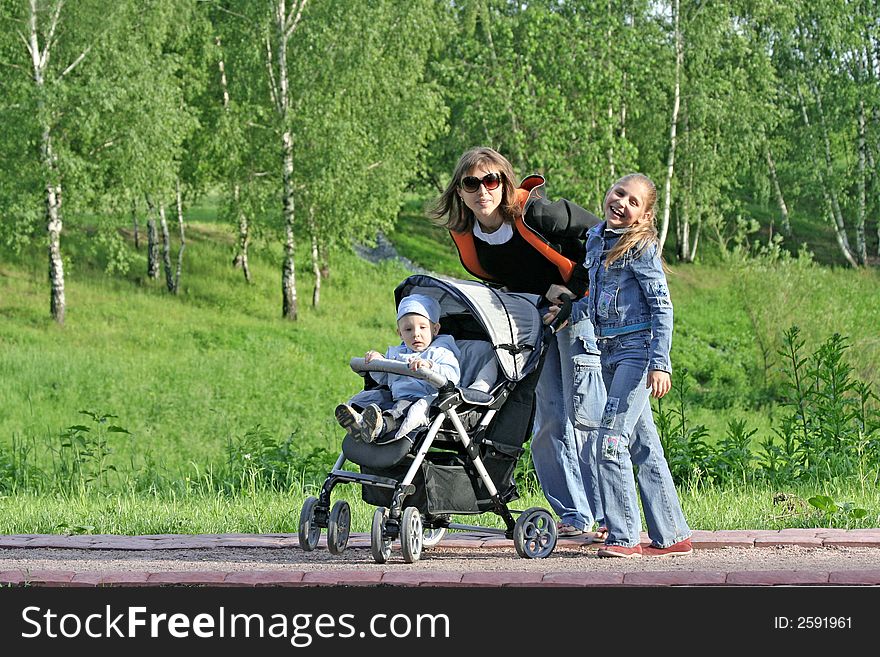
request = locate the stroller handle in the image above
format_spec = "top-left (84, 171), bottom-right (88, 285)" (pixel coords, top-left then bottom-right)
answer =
top-left (349, 357), bottom-right (449, 389)
top-left (547, 293), bottom-right (574, 335)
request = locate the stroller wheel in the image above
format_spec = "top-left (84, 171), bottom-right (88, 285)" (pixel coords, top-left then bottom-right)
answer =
top-left (370, 507), bottom-right (393, 564)
top-left (421, 526), bottom-right (447, 549)
top-left (327, 500), bottom-right (351, 555)
top-left (298, 496), bottom-right (322, 552)
top-left (513, 507), bottom-right (557, 559)
top-left (400, 507), bottom-right (423, 563)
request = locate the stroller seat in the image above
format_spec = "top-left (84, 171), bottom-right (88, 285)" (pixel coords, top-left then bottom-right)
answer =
top-left (341, 338), bottom-right (500, 470)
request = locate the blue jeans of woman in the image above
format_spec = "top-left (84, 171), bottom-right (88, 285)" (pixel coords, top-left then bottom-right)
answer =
top-left (595, 330), bottom-right (691, 548)
top-left (531, 319), bottom-right (605, 531)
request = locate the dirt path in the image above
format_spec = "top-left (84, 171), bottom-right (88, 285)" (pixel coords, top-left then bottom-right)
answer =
top-left (4, 538), bottom-right (880, 575)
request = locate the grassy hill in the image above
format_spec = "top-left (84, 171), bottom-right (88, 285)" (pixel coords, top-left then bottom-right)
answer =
top-left (1, 199), bottom-right (879, 532)
top-left (2, 203), bottom-right (879, 475)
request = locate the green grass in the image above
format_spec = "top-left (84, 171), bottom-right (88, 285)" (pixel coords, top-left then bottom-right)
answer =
top-left (1, 197), bottom-right (879, 534)
top-left (0, 223), bottom-right (418, 472)
top-left (1, 480), bottom-right (876, 535)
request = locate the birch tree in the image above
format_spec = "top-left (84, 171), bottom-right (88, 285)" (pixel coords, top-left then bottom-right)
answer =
top-left (0, 1), bottom-right (192, 315)
top-left (205, 4), bottom-right (270, 285)
top-left (0, 0), bottom-right (118, 323)
top-left (214, 0), bottom-right (444, 316)
top-left (265, 0), bottom-right (308, 321)
top-left (658, 0), bottom-right (681, 255)
top-left (775, 2), bottom-right (861, 267)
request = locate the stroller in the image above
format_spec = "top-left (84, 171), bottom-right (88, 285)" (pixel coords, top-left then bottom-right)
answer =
top-left (298, 274), bottom-right (572, 563)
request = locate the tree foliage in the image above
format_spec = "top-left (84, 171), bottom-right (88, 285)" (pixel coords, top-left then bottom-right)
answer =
top-left (1, 0), bottom-right (879, 321)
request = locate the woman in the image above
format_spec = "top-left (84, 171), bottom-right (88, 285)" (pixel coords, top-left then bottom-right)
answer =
top-left (432, 146), bottom-right (606, 540)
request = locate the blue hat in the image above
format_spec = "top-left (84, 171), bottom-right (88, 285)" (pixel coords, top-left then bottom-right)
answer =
top-left (397, 293), bottom-right (440, 324)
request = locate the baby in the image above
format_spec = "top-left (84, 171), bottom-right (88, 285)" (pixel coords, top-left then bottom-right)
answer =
top-left (335, 294), bottom-right (461, 442)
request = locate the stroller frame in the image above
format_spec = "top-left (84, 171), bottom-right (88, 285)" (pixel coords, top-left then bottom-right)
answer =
top-left (298, 275), bottom-right (572, 563)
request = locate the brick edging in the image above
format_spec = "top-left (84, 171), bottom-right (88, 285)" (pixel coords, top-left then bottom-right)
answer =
top-left (2, 569), bottom-right (880, 587)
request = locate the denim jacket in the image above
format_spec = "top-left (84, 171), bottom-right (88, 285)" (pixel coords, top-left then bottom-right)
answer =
top-left (572, 223), bottom-right (673, 373)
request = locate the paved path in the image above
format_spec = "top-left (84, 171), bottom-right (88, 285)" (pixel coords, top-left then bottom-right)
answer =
top-left (2, 529), bottom-right (880, 587)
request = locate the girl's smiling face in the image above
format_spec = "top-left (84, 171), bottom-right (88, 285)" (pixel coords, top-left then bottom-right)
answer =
top-left (603, 179), bottom-right (652, 229)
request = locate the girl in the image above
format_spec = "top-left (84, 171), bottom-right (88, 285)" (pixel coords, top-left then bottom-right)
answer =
top-left (576, 173), bottom-right (692, 557)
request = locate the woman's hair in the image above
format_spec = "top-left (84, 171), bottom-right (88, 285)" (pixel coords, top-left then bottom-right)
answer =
top-left (604, 173), bottom-right (661, 267)
top-left (431, 146), bottom-right (520, 232)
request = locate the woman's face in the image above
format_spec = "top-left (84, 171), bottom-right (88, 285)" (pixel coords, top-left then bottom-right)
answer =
top-left (458, 164), bottom-right (504, 231)
top-left (603, 179), bottom-right (651, 229)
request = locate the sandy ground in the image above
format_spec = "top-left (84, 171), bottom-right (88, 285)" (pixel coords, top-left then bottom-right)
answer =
top-left (3, 543), bottom-right (880, 573)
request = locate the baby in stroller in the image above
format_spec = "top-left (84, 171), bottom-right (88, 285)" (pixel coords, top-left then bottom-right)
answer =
top-left (336, 294), bottom-right (472, 443)
top-left (299, 275), bottom-right (568, 564)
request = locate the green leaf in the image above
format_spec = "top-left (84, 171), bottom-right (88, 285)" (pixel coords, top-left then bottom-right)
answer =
top-left (808, 495), bottom-right (836, 512)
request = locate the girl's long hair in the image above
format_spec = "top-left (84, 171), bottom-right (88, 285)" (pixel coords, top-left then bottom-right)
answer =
top-left (604, 173), bottom-right (661, 267)
top-left (431, 146), bottom-right (520, 232)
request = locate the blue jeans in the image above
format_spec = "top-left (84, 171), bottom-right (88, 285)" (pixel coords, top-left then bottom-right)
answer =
top-left (595, 330), bottom-right (691, 548)
top-left (531, 320), bottom-right (605, 531)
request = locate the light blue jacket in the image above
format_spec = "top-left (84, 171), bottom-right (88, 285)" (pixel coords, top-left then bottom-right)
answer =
top-left (372, 334), bottom-right (461, 401)
top-left (573, 223), bottom-right (673, 373)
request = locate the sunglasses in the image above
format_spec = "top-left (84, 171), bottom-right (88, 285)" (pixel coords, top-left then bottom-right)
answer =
top-left (460, 172), bottom-right (503, 193)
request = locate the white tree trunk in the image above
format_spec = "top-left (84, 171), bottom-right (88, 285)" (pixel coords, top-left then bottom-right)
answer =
top-left (174, 179), bottom-right (186, 294)
top-left (131, 197), bottom-right (140, 249)
top-left (812, 84), bottom-right (859, 267)
top-left (857, 98), bottom-right (867, 264)
top-left (677, 205), bottom-right (690, 261)
top-left (308, 206), bottom-right (321, 307)
top-left (46, 159), bottom-right (66, 325)
top-left (659, 0), bottom-right (681, 254)
top-left (798, 86), bottom-right (859, 268)
top-left (145, 195), bottom-right (160, 279)
top-left (279, 79), bottom-right (297, 318)
top-left (158, 201), bottom-right (174, 292)
top-left (281, 126), bottom-right (297, 320)
top-left (216, 36), bottom-right (230, 109)
top-left (232, 185), bottom-right (252, 283)
top-left (688, 215), bottom-right (701, 262)
top-left (29, 0), bottom-right (66, 324)
top-left (273, 0), bottom-right (307, 320)
top-left (764, 141), bottom-right (791, 236)
top-left (217, 35), bottom-right (252, 282)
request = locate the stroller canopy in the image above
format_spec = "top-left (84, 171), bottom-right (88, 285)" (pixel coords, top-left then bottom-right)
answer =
top-left (394, 274), bottom-right (545, 382)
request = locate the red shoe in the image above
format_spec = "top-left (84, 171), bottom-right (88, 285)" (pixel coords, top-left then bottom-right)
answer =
top-left (597, 544), bottom-right (642, 558)
top-left (643, 538), bottom-right (693, 557)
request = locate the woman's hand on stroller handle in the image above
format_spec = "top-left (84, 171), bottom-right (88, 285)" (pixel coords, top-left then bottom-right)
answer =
top-left (544, 293), bottom-right (574, 334)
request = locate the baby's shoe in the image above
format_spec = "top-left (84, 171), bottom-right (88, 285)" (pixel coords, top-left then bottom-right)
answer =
top-left (360, 404), bottom-right (385, 443)
top-left (335, 404), bottom-right (365, 439)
